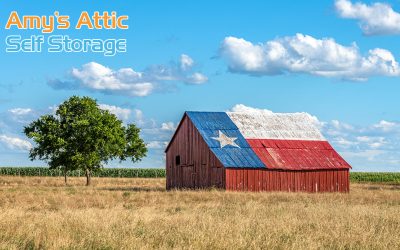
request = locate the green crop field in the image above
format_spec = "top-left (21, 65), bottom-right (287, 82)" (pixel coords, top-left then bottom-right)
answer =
top-left (0, 167), bottom-right (165, 178)
top-left (350, 172), bottom-right (400, 184)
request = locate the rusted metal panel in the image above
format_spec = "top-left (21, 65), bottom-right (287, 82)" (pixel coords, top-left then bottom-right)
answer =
top-left (248, 139), bottom-right (351, 170)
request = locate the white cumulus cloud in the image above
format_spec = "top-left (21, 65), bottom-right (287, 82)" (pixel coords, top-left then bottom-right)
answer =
top-left (335, 0), bottom-right (400, 35)
top-left (180, 54), bottom-right (194, 70)
top-left (71, 62), bottom-right (154, 97)
top-left (161, 122), bottom-right (176, 131)
top-left (230, 104), bottom-right (273, 115)
top-left (99, 104), bottom-right (132, 121)
top-left (49, 55), bottom-right (207, 96)
top-left (220, 34), bottom-right (400, 80)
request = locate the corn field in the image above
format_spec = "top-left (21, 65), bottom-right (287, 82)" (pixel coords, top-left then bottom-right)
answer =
top-left (0, 167), bottom-right (165, 178)
top-left (350, 172), bottom-right (400, 184)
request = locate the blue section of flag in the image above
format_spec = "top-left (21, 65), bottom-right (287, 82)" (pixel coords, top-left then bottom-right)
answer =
top-left (186, 111), bottom-right (265, 168)
top-left (200, 129), bottom-right (248, 149)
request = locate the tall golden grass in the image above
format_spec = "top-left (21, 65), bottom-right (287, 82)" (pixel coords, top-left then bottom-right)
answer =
top-left (0, 176), bottom-right (399, 249)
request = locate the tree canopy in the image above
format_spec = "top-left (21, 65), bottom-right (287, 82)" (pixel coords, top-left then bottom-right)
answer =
top-left (24, 96), bottom-right (147, 185)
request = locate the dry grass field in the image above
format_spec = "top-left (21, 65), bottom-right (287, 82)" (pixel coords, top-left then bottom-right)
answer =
top-left (0, 176), bottom-right (399, 249)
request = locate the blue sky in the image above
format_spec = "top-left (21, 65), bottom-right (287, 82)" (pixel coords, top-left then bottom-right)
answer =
top-left (1, 0), bottom-right (400, 171)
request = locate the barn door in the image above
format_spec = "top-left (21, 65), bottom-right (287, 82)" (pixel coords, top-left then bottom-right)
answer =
top-left (181, 164), bottom-right (196, 188)
top-left (211, 166), bottom-right (223, 188)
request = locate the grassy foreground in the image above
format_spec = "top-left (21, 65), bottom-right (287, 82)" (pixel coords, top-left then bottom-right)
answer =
top-left (0, 176), bottom-right (399, 249)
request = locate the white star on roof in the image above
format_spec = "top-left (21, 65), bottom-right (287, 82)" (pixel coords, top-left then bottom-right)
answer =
top-left (211, 130), bottom-right (240, 148)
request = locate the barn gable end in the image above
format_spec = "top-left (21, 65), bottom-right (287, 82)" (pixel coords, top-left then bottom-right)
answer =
top-left (166, 114), bottom-right (225, 189)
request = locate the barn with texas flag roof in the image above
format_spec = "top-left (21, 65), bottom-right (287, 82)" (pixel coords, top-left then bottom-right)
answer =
top-left (165, 111), bottom-right (351, 192)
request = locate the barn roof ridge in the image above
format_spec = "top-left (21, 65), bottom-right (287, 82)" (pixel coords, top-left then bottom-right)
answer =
top-left (165, 110), bottom-right (324, 152)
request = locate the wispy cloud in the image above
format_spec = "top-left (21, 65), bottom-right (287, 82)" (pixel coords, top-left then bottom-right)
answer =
top-left (220, 34), bottom-right (400, 80)
top-left (147, 141), bottom-right (168, 149)
top-left (161, 122), bottom-right (177, 131)
top-left (8, 108), bottom-right (33, 116)
top-left (0, 134), bottom-right (32, 151)
top-left (335, 0), bottom-right (400, 35)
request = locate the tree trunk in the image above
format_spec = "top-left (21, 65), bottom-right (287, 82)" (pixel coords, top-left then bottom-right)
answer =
top-left (85, 169), bottom-right (91, 186)
top-left (64, 168), bottom-right (68, 185)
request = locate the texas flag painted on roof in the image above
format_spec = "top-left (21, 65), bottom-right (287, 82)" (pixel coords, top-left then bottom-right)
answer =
top-left (185, 111), bottom-right (351, 170)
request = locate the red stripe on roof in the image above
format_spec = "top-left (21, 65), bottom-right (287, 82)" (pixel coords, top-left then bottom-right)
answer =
top-left (247, 139), bottom-right (351, 170)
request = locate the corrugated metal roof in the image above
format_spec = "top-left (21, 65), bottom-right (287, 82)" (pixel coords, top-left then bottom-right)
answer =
top-left (182, 111), bottom-right (351, 170)
top-left (248, 139), bottom-right (351, 170)
top-left (186, 112), bottom-right (265, 168)
top-left (187, 112), bottom-right (237, 130)
top-left (227, 112), bottom-right (325, 140)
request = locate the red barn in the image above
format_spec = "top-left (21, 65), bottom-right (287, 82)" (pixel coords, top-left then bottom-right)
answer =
top-left (165, 111), bottom-right (351, 192)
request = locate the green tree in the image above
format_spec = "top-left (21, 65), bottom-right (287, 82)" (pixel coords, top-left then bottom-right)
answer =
top-left (24, 96), bottom-right (147, 185)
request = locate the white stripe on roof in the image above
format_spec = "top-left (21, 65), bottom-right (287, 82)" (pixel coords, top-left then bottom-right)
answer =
top-left (227, 112), bottom-right (325, 141)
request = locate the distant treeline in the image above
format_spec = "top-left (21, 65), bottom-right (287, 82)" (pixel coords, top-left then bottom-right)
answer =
top-left (0, 168), bottom-right (399, 183)
top-left (0, 167), bottom-right (165, 178)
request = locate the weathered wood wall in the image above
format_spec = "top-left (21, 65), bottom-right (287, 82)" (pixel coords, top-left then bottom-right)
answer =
top-left (225, 168), bottom-right (349, 192)
top-left (166, 115), bottom-right (225, 190)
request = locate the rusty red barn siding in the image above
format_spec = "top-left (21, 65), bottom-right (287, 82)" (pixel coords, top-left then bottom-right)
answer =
top-left (166, 115), bottom-right (225, 190)
top-left (225, 168), bottom-right (349, 192)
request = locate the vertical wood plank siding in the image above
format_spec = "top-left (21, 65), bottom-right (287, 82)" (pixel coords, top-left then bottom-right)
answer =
top-left (166, 115), bottom-right (225, 190)
top-left (225, 168), bottom-right (349, 192)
